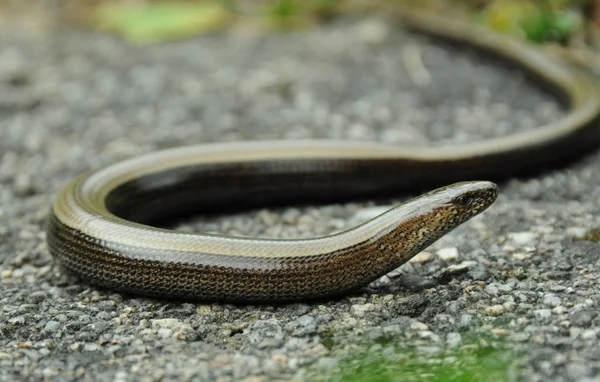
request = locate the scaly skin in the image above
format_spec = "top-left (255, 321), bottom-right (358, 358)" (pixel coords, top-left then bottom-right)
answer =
top-left (46, 9), bottom-right (600, 302)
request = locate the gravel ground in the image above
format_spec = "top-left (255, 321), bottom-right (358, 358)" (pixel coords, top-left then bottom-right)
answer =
top-left (1, 15), bottom-right (599, 382)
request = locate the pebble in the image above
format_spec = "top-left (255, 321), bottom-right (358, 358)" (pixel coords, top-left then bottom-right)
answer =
top-left (43, 321), bottom-right (60, 333)
top-left (446, 332), bottom-right (462, 348)
top-left (157, 328), bottom-right (173, 339)
top-left (566, 227), bottom-right (587, 238)
top-left (437, 247), bottom-right (459, 261)
top-left (458, 314), bottom-right (473, 328)
top-left (485, 305), bottom-right (506, 316)
top-left (246, 319), bottom-right (284, 349)
top-left (151, 319), bottom-right (181, 329)
top-left (581, 330), bottom-right (597, 340)
top-left (409, 251), bottom-right (433, 264)
top-left (507, 232), bottom-right (538, 245)
top-left (534, 309), bottom-right (552, 319)
top-left (509, 332), bottom-right (530, 342)
top-left (566, 363), bottom-right (591, 380)
top-left (410, 322), bottom-right (429, 331)
top-left (351, 303), bottom-right (375, 318)
top-left (485, 284), bottom-right (499, 296)
top-left (570, 310), bottom-right (596, 327)
top-left (543, 294), bottom-right (562, 307)
top-left (27, 291), bottom-right (47, 303)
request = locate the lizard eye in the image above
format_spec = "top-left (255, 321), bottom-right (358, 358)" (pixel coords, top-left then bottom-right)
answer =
top-left (455, 195), bottom-right (473, 206)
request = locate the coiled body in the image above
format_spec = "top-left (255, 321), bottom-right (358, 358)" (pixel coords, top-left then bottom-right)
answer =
top-left (46, 9), bottom-right (600, 302)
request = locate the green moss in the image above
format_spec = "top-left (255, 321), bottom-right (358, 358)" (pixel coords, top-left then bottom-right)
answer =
top-left (581, 228), bottom-right (600, 242)
top-left (314, 335), bottom-right (518, 382)
top-left (320, 328), bottom-right (336, 350)
top-left (475, 0), bottom-right (583, 43)
top-left (488, 268), bottom-right (508, 281)
top-left (511, 267), bottom-right (528, 281)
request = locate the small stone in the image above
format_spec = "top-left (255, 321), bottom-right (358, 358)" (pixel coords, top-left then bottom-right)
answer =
top-left (468, 264), bottom-right (490, 281)
top-left (174, 324), bottom-right (197, 341)
top-left (436, 261), bottom-right (478, 283)
top-left (8, 316), bottom-right (26, 325)
top-left (351, 303), bottom-right (375, 317)
top-left (507, 232), bottom-right (538, 245)
top-left (210, 354), bottom-right (232, 368)
top-left (27, 291), bottom-right (47, 304)
top-left (79, 315), bottom-right (92, 324)
top-left (271, 353), bottom-right (288, 367)
top-left (83, 343), bottom-right (101, 352)
top-left (446, 332), bottom-right (462, 348)
top-left (246, 319), bottom-right (284, 349)
top-left (43, 321), bottom-right (60, 333)
top-left (196, 305), bottom-right (211, 314)
top-left (0, 270), bottom-right (12, 278)
top-left (17, 304), bottom-right (35, 313)
top-left (566, 227), bottom-right (587, 238)
top-left (509, 332), bottom-right (530, 342)
top-left (485, 305), bottom-right (506, 316)
top-left (376, 275), bottom-right (391, 285)
top-left (533, 225), bottom-right (553, 234)
top-left (566, 363), bottom-right (591, 380)
top-left (516, 317), bottom-right (528, 325)
top-left (458, 314), bottom-right (472, 328)
top-left (485, 284), bottom-right (499, 296)
top-left (570, 328), bottom-right (582, 338)
top-left (151, 318), bottom-right (180, 329)
top-left (581, 329), bottom-right (597, 340)
top-left (310, 343), bottom-right (329, 356)
top-left (571, 310), bottom-right (596, 327)
top-left (14, 173), bottom-right (37, 196)
top-left (410, 251), bottom-right (433, 264)
top-left (437, 247), bottom-right (459, 261)
top-left (315, 357), bottom-right (338, 371)
top-left (96, 312), bottom-right (112, 321)
top-left (296, 315), bottom-right (315, 327)
top-left (419, 331), bottom-right (440, 342)
top-left (512, 253), bottom-right (530, 261)
top-left (157, 328), bottom-right (173, 339)
top-left (490, 328), bottom-right (508, 336)
top-left (410, 321), bottom-right (428, 331)
top-left (543, 294), bottom-right (561, 307)
top-left (534, 309), bottom-right (552, 319)
top-left (552, 306), bottom-right (568, 314)
top-left (502, 302), bottom-right (516, 312)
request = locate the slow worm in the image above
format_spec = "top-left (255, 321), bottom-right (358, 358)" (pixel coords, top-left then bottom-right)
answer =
top-left (46, 9), bottom-right (600, 302)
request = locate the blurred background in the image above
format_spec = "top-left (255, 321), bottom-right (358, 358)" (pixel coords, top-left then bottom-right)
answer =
top-left (1, 0), bottom-right (599, 47)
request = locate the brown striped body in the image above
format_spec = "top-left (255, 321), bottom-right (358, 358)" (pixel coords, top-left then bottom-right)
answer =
top-left (46, 9), bottom-right (600, 302)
